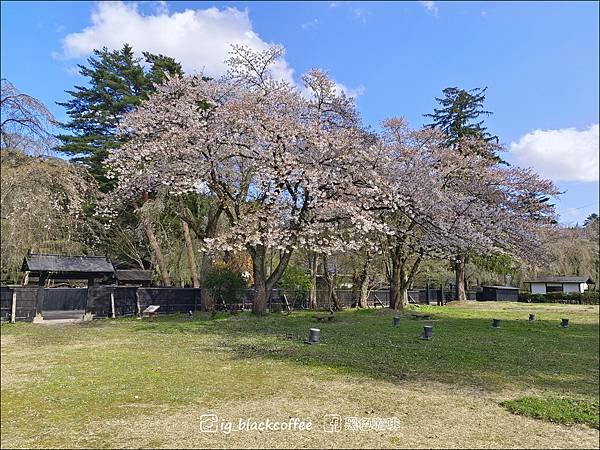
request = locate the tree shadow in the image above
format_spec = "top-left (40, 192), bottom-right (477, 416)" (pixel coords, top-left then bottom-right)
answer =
top-left (123, 309), bottom-right (599, 398)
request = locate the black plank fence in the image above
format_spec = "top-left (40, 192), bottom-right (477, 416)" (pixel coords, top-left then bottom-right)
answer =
top-left (44, 288), bottom-right (87, 311)
top-left (87, 287), bottom-right (200, 318)
top-left (1, 285), bottom-right (478, 323)
top-left (1, 287), bottom-right (37, 322)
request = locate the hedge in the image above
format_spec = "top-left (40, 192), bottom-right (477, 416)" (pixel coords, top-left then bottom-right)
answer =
top-left (518, 291), bottom-right (599, 305)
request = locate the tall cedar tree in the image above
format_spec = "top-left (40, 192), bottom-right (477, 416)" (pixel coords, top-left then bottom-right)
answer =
top-left (424, 87), bottom-right (500, 161)
top-left (56, 44), bottom-right (183, 286)
top-left (424, 86), bottom-right (498, 300)
top-left (56, 44), bottom-right (182, 192)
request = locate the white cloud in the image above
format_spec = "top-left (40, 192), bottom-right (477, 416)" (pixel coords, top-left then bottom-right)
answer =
top-left (509, 124), bottom-right (599, 182)
top-left (59, 2), bottom-right (294, 83)
top-left (334, 82), bottom-right (366, 99)
top-left (58, 2), bottom-right (363, 97)
top-left (420, 1), bottom-right (439, 17)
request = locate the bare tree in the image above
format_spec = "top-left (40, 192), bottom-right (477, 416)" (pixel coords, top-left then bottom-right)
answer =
top-left (1, 79), bottom-right (57, 154)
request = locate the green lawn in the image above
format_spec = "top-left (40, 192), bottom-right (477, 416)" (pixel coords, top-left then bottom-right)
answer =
top-left (1, 302), bottom-right (599, 448)
top-left (500, 397), bottom-right (599, 429)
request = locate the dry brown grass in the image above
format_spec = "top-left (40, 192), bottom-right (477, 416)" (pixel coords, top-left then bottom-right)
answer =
top-left (69, 378), bottom-right (600, 449)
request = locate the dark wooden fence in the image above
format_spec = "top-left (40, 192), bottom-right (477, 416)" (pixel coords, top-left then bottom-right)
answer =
top-left (43, 288), bottom-right (87, 310)
top-left (262, 288), bottom-right (477, 309)
top-left (0, 286), bottom-right (37, 322)
top-left (87, 286), bottom-right (139, 317)
top-left (264, 289), bottom-right (393, 309)
top-left (88, 287), bottom-right (201, 317)
top-left (1, 285), bottom-right (480, 322)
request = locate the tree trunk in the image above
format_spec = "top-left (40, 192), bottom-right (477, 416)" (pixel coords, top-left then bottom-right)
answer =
top-left (308, 252), bottom-right (318, 309)
top-left (330, 285), bottom-right (341, 311)
top-left (357, 258), bottom-right (370, 308)
top-left (197, 202), bottom-right (222, 311)
top-left (253, 278), bottom-right (269, 315)
top-left (455, 255), bottom-right (466, 301)
top-left (358, 275), bottom-right (369, 308)
top-left (250, 245), bottom-right (293, 314)
top-left (389, 255), bottom-right (403, 311)
top-left (181, 219), bottom-right (199, 288)
top-left (143, 221), bottom-right (171, 287)
top-left (140, 192), bottom-right (171, 287)
top-left (199, 252), bottom-right (214, 311)
top-left (321, 255), bottom-right (342, 311)
top-left (399, 285), bottom-right (409, 308)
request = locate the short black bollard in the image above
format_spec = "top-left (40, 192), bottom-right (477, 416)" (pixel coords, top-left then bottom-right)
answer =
top-left (561, 318), bottom-right (569, 328)
top-left (393, 316), bottom-right (400, 327)
top-left (492, 318), bottom-right (501, 328)
top-left (306, 328), bottom-right (321, 344)
top-left (529, 313), bottom-right (536, 322)
top-left (420, 325), bottom-right (433, 340)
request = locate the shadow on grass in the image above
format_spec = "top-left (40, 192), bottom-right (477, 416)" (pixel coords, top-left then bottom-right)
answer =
top-left (121, 308), bottom-right (599, 399)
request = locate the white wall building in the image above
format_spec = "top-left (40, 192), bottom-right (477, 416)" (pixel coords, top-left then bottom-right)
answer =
top-left (525, 276), bottom-right (593, 294)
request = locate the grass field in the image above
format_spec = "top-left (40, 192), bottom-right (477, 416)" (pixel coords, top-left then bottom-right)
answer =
top-left (1, 302), bottom-right (599, 448)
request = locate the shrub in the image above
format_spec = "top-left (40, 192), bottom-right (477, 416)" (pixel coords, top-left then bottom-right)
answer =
top-left (545, 291), bottom-right (564, 302)
top-left (518, 291), bottom-right (532, 303)
top-left (582, 291), bottom-right (599, 305)
top-left (518, 290), bottom-right (598, 305)
top-left (532, 294), bottom-right (546, 303)
top-left (204, 265), bottom-right (248, 305)
top-left (279, 264), bottom-right (311, 298)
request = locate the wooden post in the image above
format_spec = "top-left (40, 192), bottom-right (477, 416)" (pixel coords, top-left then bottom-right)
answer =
top-left (83, 285), bottom-right (94, 321)
top-left (10, 290), bottom-right (16, 323)
top-left (283, 294), bottom-right (291, 312)
top-left (110, 291), bottom-right (116, 319)
top-left (136, 289), bottom-right (141, 317)
top-left (33, 272), bottom-right (47, 323)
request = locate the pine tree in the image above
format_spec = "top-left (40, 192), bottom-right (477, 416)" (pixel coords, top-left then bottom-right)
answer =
top-left (424, 86), bottom-right (500, 160)
top-left (56, 44), bottom-right (183, 286)
top-left (56, 44), bottom-right (182, 192)
top-left (424, 86), bottom-right (500, 301)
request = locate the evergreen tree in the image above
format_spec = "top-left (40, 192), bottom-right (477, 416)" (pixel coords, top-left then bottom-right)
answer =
top-left (424, 87), bottom-right (500, 300)
top-left (424, 86), bottom-right (500, 160)
top-left (56, 44), bottom-right (182, 191)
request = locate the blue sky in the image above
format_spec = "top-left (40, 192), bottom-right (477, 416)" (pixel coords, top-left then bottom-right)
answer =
top-left (2, 1), bottom-right (598, 224)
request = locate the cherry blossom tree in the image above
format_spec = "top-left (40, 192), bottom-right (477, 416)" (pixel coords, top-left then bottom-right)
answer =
top-left (365, 118), bottom-right (559, 310)
top-left (105, 45), bottom-right (377, 313)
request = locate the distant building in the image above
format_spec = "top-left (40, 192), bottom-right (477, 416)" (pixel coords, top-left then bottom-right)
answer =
top-left (115, 270), bottom-right (153, 287)
top-left (524, 276), bottom-right (593, 294)
top-left (480, 285), bottom-right (519, 301)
